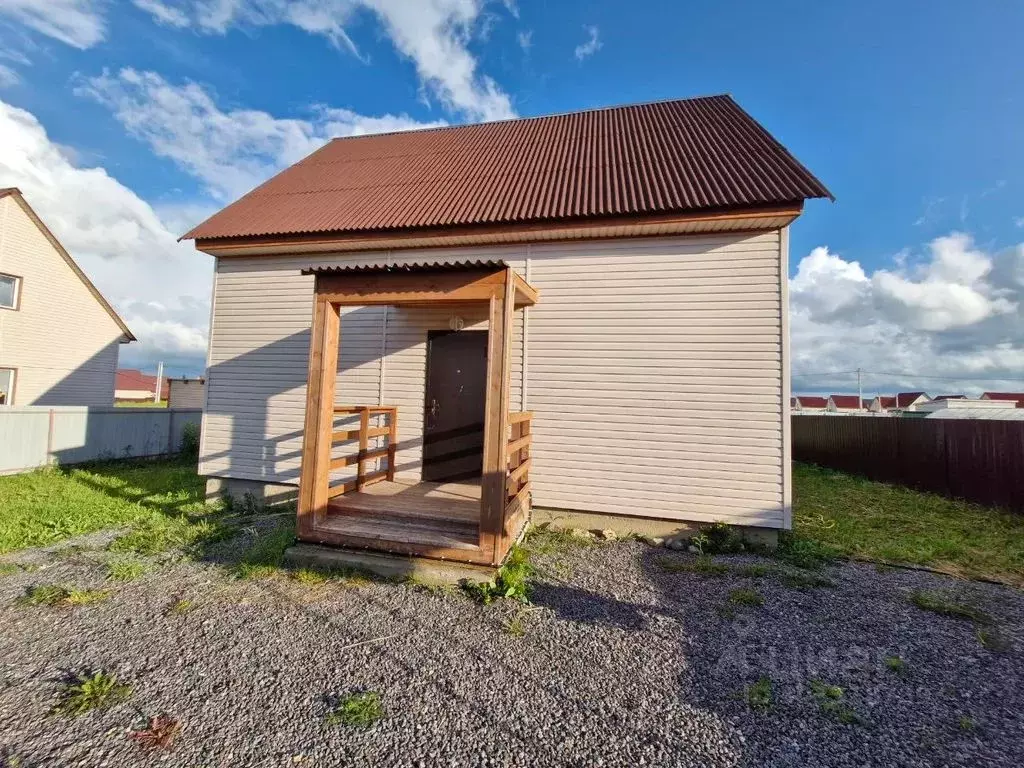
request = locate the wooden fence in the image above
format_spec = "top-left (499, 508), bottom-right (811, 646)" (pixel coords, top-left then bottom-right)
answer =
top-left (792, 415), bottom-right (1024, 512)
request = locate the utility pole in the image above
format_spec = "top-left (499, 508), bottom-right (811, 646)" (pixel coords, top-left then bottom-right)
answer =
top-left (154, 361), bottom-right (164, 404)
top-left (857, 367), bottom-right (863, 411)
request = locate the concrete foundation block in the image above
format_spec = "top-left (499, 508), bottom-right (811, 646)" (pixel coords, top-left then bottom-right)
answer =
top-left (283, 544), bottom-right (496, 585)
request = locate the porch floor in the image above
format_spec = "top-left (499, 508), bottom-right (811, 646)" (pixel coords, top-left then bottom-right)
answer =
top-left (321, 479), bottom-right (481, 551)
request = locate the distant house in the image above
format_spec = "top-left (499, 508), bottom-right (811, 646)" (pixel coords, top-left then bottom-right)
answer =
top-left (895, 392), bottom-right (930, 411)
top-left (933, 394), bottom-right (966, 401)
top-left (868, 395), bottom-right (896, 413)
top-left (827, 395), bottom-right (863, 413)
top-left (981, 392), bottom-right (1024, 408)
top-left (115, 369), bottom-right (168, 402)
top-left (920, 397), bottom-right (1024, 419)
top-left (167, 377), bottom-right (206, 409)
top-left (0, 188), bottom-right (134, 406)
top-left (794, 395), bottom-right (828, 413)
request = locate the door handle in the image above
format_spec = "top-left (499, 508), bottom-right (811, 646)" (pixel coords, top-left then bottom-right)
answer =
top-left (428, 398), bottom-right (439, 428)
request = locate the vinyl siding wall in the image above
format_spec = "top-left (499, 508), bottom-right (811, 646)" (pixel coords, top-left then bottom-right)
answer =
top-left (0, 196), bottom-right (124, 407)
top-left (201, 231), bottom-right (786, 528)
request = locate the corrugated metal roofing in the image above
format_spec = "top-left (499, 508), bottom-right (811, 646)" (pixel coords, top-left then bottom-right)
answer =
top-left (301, 259), bottom-right (506, 276)
top-left (184, 95), bottom-right (830, 242)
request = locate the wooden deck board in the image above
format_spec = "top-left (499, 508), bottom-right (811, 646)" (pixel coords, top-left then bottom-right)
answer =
top-left (323, 479), bottom-right (481, 551)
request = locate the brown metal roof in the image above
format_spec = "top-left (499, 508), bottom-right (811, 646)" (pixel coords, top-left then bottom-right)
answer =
top-left (184, 95), bottom-right (830, 242)
top-left (302, 259), bottom-right (506, 276)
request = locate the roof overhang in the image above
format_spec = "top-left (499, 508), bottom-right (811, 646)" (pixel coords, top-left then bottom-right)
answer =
top-left (194, 204), bottom-right (803, 258)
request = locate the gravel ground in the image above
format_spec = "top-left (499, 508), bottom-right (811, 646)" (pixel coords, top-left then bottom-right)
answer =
top-left (0, 532), bottom-right (1021, 768)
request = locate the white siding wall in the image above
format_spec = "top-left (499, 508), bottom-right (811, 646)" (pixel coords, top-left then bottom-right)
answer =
top-left (0, 196), bottom-right (124, 406)
top-left (200, 232), bottom-right (784, 527)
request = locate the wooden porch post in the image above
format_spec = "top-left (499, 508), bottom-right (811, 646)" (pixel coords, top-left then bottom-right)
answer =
top-left (479, 268), bottom-right (515, 564)
top-left (297, 292), bottom-right (340, 538)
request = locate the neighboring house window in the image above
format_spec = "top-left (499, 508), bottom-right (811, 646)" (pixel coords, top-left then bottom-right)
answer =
top-left (0, 273), bottom-right (20, 309)
top-left (0, 368), bottom-right (14, 405)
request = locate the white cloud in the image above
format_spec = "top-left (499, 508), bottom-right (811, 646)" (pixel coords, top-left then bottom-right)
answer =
top-left (78, 68), bottom-right (443, 202)
top-left (0, 64), bottom-right (19, 88)
top-left (0, 98), bottom-right (212, 372)
top-left (574, 24), bottom-right (602, 61)
top-left (517, 29), bottom-right (531, 51)
top-left (131, 0), bottom-right (515, 121)
top-left (0, 0), bottom-right (106, 48)
top-left (791, 233), bottom-right (1024, 395)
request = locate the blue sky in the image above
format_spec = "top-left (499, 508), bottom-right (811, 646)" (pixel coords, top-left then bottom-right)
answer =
top-left (0, 0), bottom-right (1022, 396)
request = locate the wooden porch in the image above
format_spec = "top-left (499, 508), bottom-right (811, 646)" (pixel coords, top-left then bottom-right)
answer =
top-left (296, 265), bottom-right (538, 567)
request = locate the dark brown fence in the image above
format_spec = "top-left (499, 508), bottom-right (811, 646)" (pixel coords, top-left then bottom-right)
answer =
top-left (792, 416), bottom-right (1024, 512)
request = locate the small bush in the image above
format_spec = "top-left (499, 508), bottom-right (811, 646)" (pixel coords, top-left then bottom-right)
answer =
top-left (54, 671), bottom-right (132, 716)
top-left (180, 422), bottom-right (200, 457)
top-left (325, 692), bottom-right (383, 728)
top-left (464, 545), bottom-right (533, 604)
top-left (745, 677), bottom-right (772, 710)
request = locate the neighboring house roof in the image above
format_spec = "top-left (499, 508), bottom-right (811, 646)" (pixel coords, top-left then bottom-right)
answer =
top-left (981, 392), bottom-right (1024, 401)
top-left (183, 95), bottom-right (831, 242)
top-left (895, 392), bottom-right (928, 407)
top-left (934, 394), bottom-right (967, 400)
top-left (829, 395), bottom-right (863, 409)
top-left (0, 188), bottom-right (135, 342)
top-left (873, 396), bottom-right (897, 409)
top-left (797, 396), bottom-right (828, 408)
top-left (116, 369), bottom-right (169, 399)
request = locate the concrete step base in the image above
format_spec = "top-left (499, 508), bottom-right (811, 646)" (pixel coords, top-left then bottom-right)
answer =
top-left (283, 543), bottom-right (496, 585)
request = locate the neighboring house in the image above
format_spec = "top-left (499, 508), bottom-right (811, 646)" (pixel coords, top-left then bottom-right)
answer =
top-left (918, 397), bottom-right (1023, 418)
top-left (794, 396), bottom-right (828, 413)
top-left (895, 391), bottom-right (930, 411)
top-left (827, 395), bottom-right (863, 413)
top-left (183, 95), bottom-right (830, 567)
top-left (933, 394), bottom-right (966, 401)
top-left (167, 377), bottom-right (206, 409)
top-left (115, 369), bottom-right (168, 402)
top-left (0, 188), bottom-right (134, 406)
top-left (981, 392), bottom-right (1024, 408)
top-left (868, 395), bottom-right (896, 413)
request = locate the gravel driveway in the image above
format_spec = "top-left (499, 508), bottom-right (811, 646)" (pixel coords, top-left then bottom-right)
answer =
top-left (0, 532), bottom-right (1021, 767)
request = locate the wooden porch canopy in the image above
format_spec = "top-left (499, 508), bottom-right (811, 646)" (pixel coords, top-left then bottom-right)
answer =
top-left (295, 261), bottom-right (539, 567)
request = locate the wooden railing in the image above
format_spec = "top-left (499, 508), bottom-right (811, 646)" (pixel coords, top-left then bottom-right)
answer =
top-left (327, 405), bottom-right (398, 499)
top-left (506, 411), bottom-right (532, 508)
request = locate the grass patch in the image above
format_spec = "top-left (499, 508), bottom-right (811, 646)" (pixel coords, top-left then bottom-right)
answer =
top-left (291, 568), bottom-right (328, 585)
top-left (0, 562), bottom-right (20, 576)
top-left (232, 518), bottom-right (296, 579)
top-left (523, 523), bottom-right (596, 555)
top-left (464, 545), bottom-right (533, 604)
top-left (18, 584), bottom-right (109, 607)
top-left (884, 656), bottom-right (907, 675)
top-left (501, 613), bottom-right (527, 637)
top-left (167, 598), bottom-right (194, 615)
top-left (657, 555), bottom-right (729, 577)
top-left (745, 677), bottom-right (772, 710)
top-left (977, 627), bottom-right (1013, 653)
top-left (793, 463), bottom-right (1024, 584)
top-left (0, 458), bottom-right (214, 554)
top-left (105, 557), bottom-right (150, 582)
top-left (738, 564), bottom-right (771, 578)
top-left (727, 587), bottom-right (764, 607)
top-left (909, 589), bottom-right (991, 624)
top-left (777, 569), bottom-right (835, 590)
top-left (53, 671), bottom-right (132, 716)
top-left (809, 679), bottom-right (862, 725)
top-left (325, 692), bottom-right (383, 728)
top-left (958, 715), bottom-right (975, 731)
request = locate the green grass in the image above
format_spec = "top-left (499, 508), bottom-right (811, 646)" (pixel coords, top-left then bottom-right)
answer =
top-left (464, 545), bottom-right (534, 604)
top-left (0, 458), bottom-right (215, 554)
top-left (884, 656), bottom-right (907, 675)
top-left (745, 677), bottom-right (772, 710)
top-left (105, 557), bottom-right (150, 582)
top-left (793, 463), bottom-right (1024, 584)
top-left (325, 692), bottom-right (383, 727)
top-left (232, 518), bottom-right (296, 579)
top-left (909, 589), bottom-right (992, 624)
top-left (809, 679), bottom-right (863, 725)
top-left (53, 671), bottom-right (132, 716)
top-left (17, 584), bottom-right (109, 607)
top-left (727, 587), bottom-right (764, 607)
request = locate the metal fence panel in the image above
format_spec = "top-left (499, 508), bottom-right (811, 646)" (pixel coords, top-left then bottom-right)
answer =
top-left (0, 407), bottom-right (202, 475)
top-left (792, 415), bottom-right (1024, 512)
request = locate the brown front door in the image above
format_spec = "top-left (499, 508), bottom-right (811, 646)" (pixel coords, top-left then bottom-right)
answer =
top-left (422, 330), bottom-right (488, 483)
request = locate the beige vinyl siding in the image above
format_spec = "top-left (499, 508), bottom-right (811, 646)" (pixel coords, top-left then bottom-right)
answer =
top-left (0, 195), bottom-right (123, 406)
top-left (167, 379), bottom-right (207, 409)
top-left (201, 232), bottom-right (783, 527)
top-left (201, 248), bottom-right (524, 485)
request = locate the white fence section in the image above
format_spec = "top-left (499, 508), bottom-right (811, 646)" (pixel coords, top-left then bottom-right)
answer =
top-left (0, 407), bottom-right (202, 475)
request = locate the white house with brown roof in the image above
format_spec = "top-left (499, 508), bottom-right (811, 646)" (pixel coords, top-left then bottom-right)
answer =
top-left (184, 96), bottom-right (830, 566)
top-left (0, 189), bottom-right (134, 406)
